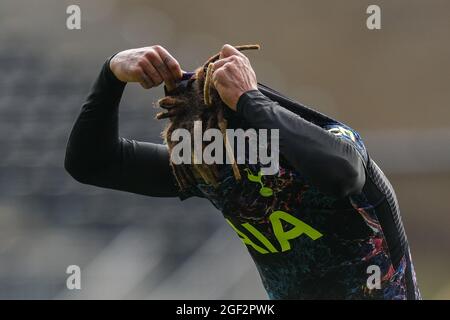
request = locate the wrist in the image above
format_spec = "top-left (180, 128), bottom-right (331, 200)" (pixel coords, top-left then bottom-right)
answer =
top-left (228, 87), bottom-right (257, 110)
top-left (236, 89), bottom-right (261, 114)
top-left (105, 54), bottom-right (126, 86)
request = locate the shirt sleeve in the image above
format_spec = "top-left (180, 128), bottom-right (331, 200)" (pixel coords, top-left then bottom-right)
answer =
top-left (236, 89), bottom-right (367, 198)
top-left (64, 56), bottom-right (181, 198)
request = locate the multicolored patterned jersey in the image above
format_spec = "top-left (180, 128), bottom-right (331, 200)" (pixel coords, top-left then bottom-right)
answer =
top-left (179, 84), bottom-right (421, 300)
top-left (67, 61), bottom-right (420, 300)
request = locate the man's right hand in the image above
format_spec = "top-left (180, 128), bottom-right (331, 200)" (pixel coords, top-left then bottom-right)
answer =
top-left (109, 45), bottom-right (183, 91)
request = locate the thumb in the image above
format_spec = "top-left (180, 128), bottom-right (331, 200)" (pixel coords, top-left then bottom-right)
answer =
top-left (219, 44), bottom-right (241, 59)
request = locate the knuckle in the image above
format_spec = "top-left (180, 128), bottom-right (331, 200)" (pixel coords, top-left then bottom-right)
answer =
top-left (214, 68), bottom-right (225, 77)
top-left (137, 59), bottom-right (147, 67)
top-left (130, 66), bottom-right (140, 75)
top-left (224, 62), bottom-right (234, 70)
top-left (145, 50), bottom-right (157, 60)
top-left (235, 55), bottom-right (245, 64)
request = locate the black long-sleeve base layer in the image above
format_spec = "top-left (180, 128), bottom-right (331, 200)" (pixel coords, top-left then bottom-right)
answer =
top-left (65, 58), bottom-right (365, 199)
top-left (64, 58), bottom-right (420, 300)
top-left (65, 57), bottom-right (179, 197)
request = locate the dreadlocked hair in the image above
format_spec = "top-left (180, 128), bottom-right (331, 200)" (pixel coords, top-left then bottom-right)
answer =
top-left (155, 44), bottom-right (260, 192)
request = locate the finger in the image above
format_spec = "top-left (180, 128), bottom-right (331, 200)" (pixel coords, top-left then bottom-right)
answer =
top-left (154, 46), bottom-right (183, 81)
top-left (152, 53), bottom-right (176, 91)
top-left (219, 44), bottom-right (243, 59)
top-left (213, 55), bottom-right (238, 70)
top-left (139, 70), bottom-right (154, 89)
top-left (146, 50), bottom-right (176, 91)
top-left (140, 82), bottom-right (150, 89)
top-left (139, 58), bottom-right (163, 85)
top-left (211, 67), bottom-right (226, 87)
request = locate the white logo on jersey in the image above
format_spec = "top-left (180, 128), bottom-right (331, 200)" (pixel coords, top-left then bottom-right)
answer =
top-left (327, 126), bottom-right (356, 142)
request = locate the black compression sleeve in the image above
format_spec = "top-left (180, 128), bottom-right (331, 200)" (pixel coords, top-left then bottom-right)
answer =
top-left (236, 90), bottom-right (366, 197)
top-left (64, 57), bottom-right (179, 197)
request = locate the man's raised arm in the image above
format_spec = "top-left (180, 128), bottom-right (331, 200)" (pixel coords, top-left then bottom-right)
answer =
top-left (64, 46), bottom-right (182, 197)
top-left (212, 44), bottom-right (366, 198)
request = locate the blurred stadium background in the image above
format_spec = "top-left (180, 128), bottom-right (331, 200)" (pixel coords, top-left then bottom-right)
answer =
top-left (0, 0), bottom-right (449, 299)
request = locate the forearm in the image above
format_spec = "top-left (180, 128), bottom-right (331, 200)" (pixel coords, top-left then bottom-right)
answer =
top-left (236, 90), bottom-right (365, 197)
top-left (64, 57), bottom-right (179, 197)
top-left (65, 57), bottom-right (125, 176)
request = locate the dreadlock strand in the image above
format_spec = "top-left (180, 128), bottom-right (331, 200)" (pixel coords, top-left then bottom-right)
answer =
top-left (158, 96), bottom-right (185, 110)
top-left (179, 163), bottom-right (195, 189)
top-left (204, 63), bottom-right (214, 106)
top-left (217, 107), bottom-right (241, 181)
top-left (203, 44), bottom-right (261, 69)
top-left (171, 163), bottom-right (189, 191)
top-left (202, 164), bottom-right (219, 188)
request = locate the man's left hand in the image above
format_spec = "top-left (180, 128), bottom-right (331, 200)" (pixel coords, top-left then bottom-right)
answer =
top-left (212, 44), bottom-right (258, 111)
